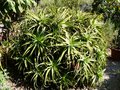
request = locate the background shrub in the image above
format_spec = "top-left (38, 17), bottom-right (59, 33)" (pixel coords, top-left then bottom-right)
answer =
top-left (0, 0), bottom-right (37, 37)
top-left (92, 0), bottom-right (120, 48)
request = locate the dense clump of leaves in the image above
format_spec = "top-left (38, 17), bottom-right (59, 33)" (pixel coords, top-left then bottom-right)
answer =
top-left (92, 0), bottom-right (120, 48)
top-left (92, 0), bottom-right (120, 27)
top-left (0, 0), bottom-right (36, 31)
top-left (7, 5), bottom-right (108, 89)
top-left (0, 0), bottom-right (36, 20)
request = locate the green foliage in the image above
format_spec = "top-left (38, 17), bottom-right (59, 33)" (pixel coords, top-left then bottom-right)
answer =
top-left (0, 0), bottom-right (36, 30)
top-left (0, 0), bottom-right (36, 17)
top-left (41, 0), bottom-right (93, 9)
top-left (92, 0), bottom-right (120, 48)
top-left (0, 69), bottom-right (10, 90)
top-left (92, 0), bottom-right (120, 27)
top-left (5, 5), bottom-right (108, 89)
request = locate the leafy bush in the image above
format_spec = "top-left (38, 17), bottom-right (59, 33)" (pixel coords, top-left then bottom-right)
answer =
top-left (92, 0), bottom-right (120, 27)
top-left (41, 0), bottom-right (93, 10)
top-left (5, 5), bottom-right (108, 89)
top-left (92, 0), bottom-right (120, 48)
top-left (0, 0), bottom-right (36, 20)
top-left (0, 0), bottom-right (36, 32)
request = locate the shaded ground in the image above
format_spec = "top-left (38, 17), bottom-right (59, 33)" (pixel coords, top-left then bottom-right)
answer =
top-left (99, 59), bottom-right (120, 90)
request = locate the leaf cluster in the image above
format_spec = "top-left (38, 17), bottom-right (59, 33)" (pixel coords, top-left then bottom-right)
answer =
top-left (6, 5), bottom-right (108, 89)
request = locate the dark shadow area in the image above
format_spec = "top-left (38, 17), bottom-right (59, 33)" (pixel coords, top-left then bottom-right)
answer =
top-left (4, 57), bottom-right (34, 90)
top-left (4, 57), bottom-right (60, 90)
top-left (98, 58), bottom-right (120, 90)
